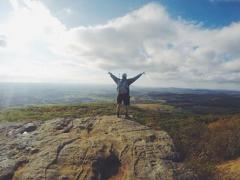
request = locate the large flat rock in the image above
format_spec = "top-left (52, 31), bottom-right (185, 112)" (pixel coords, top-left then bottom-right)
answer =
top-left (0, 115), bottom-right (183, 180)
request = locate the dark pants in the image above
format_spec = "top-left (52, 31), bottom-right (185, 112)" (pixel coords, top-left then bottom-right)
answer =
top-left (117, 93), bottom-right (130, 105)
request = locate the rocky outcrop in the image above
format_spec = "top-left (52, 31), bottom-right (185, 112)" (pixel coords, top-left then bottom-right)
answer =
top-left (0, 115), bottom-right (186, 180)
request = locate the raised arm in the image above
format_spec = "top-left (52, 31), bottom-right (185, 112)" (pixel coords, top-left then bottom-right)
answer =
top-left (128, 72), bottom-right (145, 85)
top-left (108, 72), bottom-right (120, 84)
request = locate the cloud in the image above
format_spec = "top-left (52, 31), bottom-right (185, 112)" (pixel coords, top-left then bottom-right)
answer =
top-left (0, 39), bottom-right (7, 47)
top-left (61, 3), bottom-right (240, 85)
top-left (0, 0), bottom-right (69, 82)
top-left (1, 1), bottom-right (240, 89)
top-left (0, 40), bottom-right (6, 47)
top-left (0, 35), bottom-right (7, 47)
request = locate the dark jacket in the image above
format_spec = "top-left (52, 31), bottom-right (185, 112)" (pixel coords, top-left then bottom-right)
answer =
top-left (109, 73), bottom-right (143, 94)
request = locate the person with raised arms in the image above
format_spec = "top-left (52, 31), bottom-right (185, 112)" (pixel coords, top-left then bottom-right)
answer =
top-left (108, 72), bottom-right (145, 118)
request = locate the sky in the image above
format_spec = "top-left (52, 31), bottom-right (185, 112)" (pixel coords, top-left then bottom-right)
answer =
top-left (0, 0), bottom-right (240, 90)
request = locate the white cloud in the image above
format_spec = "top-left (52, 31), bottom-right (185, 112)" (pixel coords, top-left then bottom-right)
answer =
top-left (0, 35), bottom-right (7, 47)
top-left (0, 1), bottom-right (240, 89)
top-left (62, 3), bottom-right (240, 86)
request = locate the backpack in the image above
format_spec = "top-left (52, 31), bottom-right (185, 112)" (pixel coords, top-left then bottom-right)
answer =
top-left (117, 79), bottom-right (128, 94)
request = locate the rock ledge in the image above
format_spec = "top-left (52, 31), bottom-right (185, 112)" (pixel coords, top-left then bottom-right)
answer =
top-left (0, 116), bottom-right (182, 180)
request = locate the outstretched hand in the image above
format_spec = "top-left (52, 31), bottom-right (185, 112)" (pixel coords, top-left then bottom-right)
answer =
top-left (142, 72), bottom-right (145, 75)
top-left (108, 72), bottom-right (111, 75)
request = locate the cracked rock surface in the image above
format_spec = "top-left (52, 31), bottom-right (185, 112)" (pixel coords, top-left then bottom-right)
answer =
top-left (0, 116), bottom-right (185, 180)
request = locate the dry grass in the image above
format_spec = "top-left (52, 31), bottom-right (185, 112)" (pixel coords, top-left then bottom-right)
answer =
top-left (208, 115), bottom-right (240, 130)
top-left (199, 115), bottom-right (240, 163)
top-left (134, 103), bottom-right (172, 111)
top-left (215, 158), bottom-right (240, 180)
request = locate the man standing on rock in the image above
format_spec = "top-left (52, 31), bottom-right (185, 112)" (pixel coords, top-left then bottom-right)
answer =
top-left (108, 72), bottom-right (145, 118)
